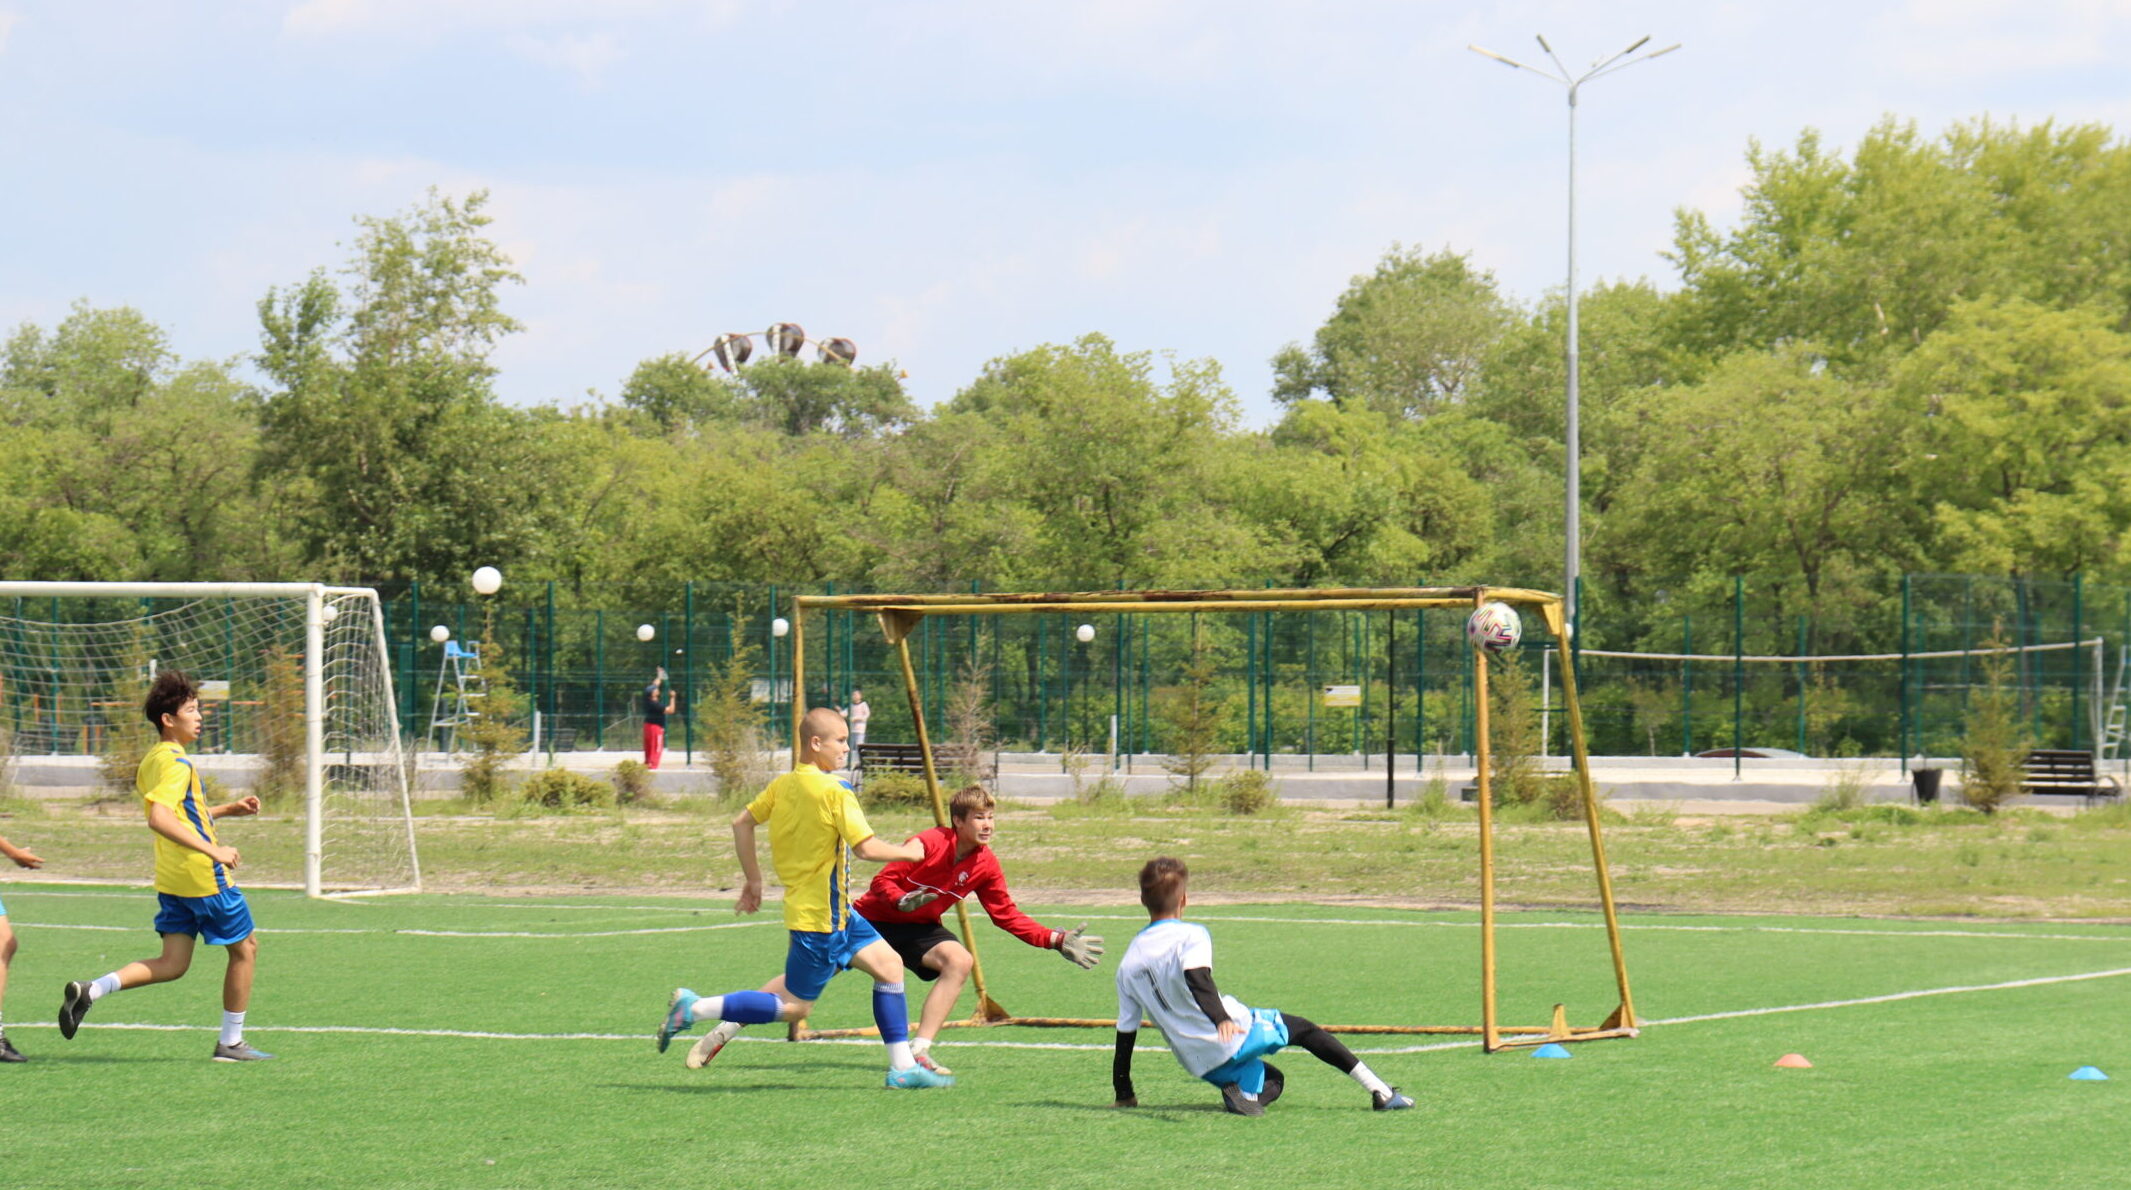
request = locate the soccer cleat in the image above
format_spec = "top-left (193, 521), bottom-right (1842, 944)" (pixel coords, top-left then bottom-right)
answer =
top-left (58, 980), bottom-right (91, 1040)
top-left (1372, 1087), bottom-right (1415, 1111)
top-left (656, 988), bottom-right (699, 1053)
top-left (885, 1063), bottom-right (955, 1089)
top-left (685, 1020), bottom-right (741, 1070)
top-left (1220, 1083), bottom-right (1265, 1117)
top-left (212, 1041), bottom-right (276, 1062)
top-left (913, 1049), bottom-right (955, 1077)
top-left (0, 1035), bottom-right (24, 1063)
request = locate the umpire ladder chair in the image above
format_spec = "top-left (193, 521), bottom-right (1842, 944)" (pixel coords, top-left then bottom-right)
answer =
top-left (427, 639), bottom-right (487, 753)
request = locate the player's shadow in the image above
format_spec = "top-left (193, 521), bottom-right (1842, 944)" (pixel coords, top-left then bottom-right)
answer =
top-left (1024, 1100), bottom-right (1223, 1119)
top-left (618, 1081), bottom-right (820, 1094)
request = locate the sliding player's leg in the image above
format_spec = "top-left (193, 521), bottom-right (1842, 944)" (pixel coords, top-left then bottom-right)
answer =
top-left (1278, 1012), bottom-right (1412, 1111)
top-left (0, 914), bottom-right (20, 1061)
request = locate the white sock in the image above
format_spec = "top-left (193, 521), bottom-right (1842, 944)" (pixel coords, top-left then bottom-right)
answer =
top-left (688, 995), bottom-right (725, 1023)
top-left (1348, 1062), bottom-right (1391, 1097)
top-left (886, 1040), bottom-right (914, 1069)
top-left (88, 973), bottom-right (122, 1001)
top-left (910, 1036), bottom-right (933, 1057)
top-left (220, 1010), bottom-right (245, 1047)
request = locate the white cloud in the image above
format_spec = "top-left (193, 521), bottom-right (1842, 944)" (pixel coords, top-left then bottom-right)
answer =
top-left (0, 10), bottom-right (18, 56)
top-left (504, 30), bottom-right (623, 88)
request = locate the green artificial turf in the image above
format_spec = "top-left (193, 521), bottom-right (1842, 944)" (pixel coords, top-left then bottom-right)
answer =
top-left (1, 889), bottom-right (2125, 1189)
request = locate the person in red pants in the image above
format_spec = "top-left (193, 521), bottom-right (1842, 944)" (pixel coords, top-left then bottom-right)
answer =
top-left (642, 669), bottom-right (676, 769)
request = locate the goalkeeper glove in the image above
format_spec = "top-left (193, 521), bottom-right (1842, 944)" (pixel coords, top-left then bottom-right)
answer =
top-left (1056, 923), bottom-right (1105, 970)
top-left (896, 888), bottom-right (940, 912)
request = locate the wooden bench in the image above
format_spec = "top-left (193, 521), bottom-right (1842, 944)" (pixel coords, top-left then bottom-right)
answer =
top-left (2021, 749), bottom-right (2123, 805)
top-left (856, 742), bottom-right (928, 782)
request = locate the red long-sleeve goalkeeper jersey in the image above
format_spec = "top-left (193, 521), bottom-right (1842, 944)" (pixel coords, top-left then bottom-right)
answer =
top-left (853, 825), bottom-right (1059, 949)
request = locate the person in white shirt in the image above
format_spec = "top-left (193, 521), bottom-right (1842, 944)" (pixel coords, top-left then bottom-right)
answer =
top-left (844, 690), bottom-right (870, 749)
top-left (1111, 856), bottom-right (1414, 1116)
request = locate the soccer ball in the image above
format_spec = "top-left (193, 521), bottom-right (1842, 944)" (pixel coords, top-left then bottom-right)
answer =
top-left (1465, 602), bottom-right (1522, 655)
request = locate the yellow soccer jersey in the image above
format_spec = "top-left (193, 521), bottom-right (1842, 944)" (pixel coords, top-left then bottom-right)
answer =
top-left (137, 741), bottom-right (229, 897)
top-left (746, 764), bottom-right (876, 932)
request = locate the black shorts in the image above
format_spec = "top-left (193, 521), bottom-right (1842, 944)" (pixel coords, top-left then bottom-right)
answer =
top-left (872, 919), bottom-right (962, 981)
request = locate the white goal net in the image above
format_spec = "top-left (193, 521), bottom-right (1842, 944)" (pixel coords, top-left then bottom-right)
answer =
top-left (0, 582), bottom-right (420, 896)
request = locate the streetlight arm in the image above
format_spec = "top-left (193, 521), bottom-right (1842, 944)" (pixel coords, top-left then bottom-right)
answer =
top-left (1584, 43), bottom-right (1683, 84)
top-left (1467, 44), bottom-right (1564, 82)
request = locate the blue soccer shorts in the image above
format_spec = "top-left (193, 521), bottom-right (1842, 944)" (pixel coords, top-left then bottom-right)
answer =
top-left (0, 891), bottom-right (8, 916)
top-left (153, 889), bottom-right (255, 946)
top-left (783, 913), bottom-right (884, 1002)
top-left (1199, 1007), bottom-right (1291, 1096)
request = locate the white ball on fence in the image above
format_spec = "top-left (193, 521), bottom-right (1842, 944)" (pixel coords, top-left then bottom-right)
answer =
top-left (637, 623), bottom-right (656, 642)
top-left (430, 625), bottom-right (451, 644)
top-left (320, 601), bottom-right (340, 622)
top-left (772, 617), bottom-right (790, 638)
top-left (471, 566), bottom-right (503, 596)
top-left (1075, 623), bottom-right (1095, 643)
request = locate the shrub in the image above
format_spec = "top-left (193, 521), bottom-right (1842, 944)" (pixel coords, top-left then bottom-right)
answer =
top-left (861, 772), bottom-right (934, 811)
top-left (1959, 626), bottom-right (2028, 815)
top-left (695, 611), bottom-right (774, 802)
top-left (518, 767), bottom-right (615, 811)
top-left (251, 645), bottom-right (306, 805)
top-left (459, 637), bottom-right (529, 805)
top-left (611, 759), bottom-right (655, 806)
top-left (1213, 770), bottom-right (1277, 815)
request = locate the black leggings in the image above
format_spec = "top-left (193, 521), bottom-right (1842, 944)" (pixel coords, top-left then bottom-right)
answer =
top-left (1280, 1012), bottom-right (1360, 1074)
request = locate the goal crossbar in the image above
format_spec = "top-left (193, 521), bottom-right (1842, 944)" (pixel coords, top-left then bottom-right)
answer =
top-left (785, 586), bottom-right (1635, 1053)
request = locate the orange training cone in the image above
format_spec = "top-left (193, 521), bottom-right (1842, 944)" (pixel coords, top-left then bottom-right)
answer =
top-left (1774, 1053), bottom-right (1813, 1069)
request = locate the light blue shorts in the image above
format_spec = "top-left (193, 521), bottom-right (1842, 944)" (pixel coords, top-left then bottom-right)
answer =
top-left (784, 913), bottom-right (883, 1002)
top-left (1199, 1007), bottom-right (1291, 1095)
top-left (154, 889), bottom-right (254, 946)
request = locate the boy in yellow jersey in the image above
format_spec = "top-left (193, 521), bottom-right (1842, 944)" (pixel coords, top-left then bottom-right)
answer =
top-left (653, 707), bottom-right (953, 1088)
top-left (0, 830), bottom-right (47, 1062)
top-left (57, 670), bottom-right (273, 1061)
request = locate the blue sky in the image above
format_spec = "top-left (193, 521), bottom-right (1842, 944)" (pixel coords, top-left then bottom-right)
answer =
top-left (4, 1), bottom-right (2131, 425)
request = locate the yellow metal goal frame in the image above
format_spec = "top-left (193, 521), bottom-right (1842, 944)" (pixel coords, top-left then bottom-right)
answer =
top-left (784, 586), bottom-right (1637, 1052)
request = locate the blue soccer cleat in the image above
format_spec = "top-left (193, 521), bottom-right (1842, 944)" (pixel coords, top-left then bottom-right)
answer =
top-left (656, 988), bottom-right (699, 1053)
top-left (885, 1063), bottom-right (955, 1089)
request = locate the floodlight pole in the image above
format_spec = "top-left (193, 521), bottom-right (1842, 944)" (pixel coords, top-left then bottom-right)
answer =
top-left (1470, 35), bottom-right (1678, 621)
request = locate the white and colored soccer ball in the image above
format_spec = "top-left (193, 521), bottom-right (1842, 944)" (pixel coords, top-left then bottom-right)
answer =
top-left (1465, 602), bottom-right (1523, 655)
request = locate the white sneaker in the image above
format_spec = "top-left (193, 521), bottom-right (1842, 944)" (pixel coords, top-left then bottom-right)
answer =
top-left (685, 1020), bottom-right (742, 1070)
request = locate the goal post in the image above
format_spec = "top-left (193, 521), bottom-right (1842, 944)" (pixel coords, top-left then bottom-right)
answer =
top-left (0, 581), bottom-right (421, 897)
top-left (784, 585), bottom-right (1636, 1052)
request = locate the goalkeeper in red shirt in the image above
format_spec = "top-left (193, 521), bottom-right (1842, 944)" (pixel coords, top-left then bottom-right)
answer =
top-left (688, 783), bottom-right (1103, 1074)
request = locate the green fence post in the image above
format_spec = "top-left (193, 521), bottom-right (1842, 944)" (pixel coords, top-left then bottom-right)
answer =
top-left (1794, 614), bottom-right (1808, 754)
top-left (1306, 612), bottom-right (1317, 771)
top-left (683, 581), bottom-right (695, 765)
top-left (1909, 575), bottom-right (1926, 780)
top-left (1733, 575), bottom-right (1744, 780)
top-left (2073, 572), bottom-right (2085, 751)
top-left (594, 609), bottom-right (605, 750)
top-left (1681, 614), bottom-right (1693, 757)
top-left (1415, 609), bottom-right (1426, 762)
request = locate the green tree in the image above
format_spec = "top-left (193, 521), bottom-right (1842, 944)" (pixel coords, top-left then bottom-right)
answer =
top-left (255, 189), bottom-right (551, 586)
top-left (1273, 245), bottom-right (1511, 418)
top-left (1896, 297), bottom-right (2131, 580)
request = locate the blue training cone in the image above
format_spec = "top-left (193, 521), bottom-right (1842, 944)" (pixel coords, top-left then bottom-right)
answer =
top-left (1531, 1043), bottom-right (1573, 1059)
top-left (2069, 1066), bottom-right (2109, 1081)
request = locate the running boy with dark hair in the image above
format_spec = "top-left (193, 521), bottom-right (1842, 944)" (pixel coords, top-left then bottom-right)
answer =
top-left (58, 669), bottom-right (272, 1060)
top-left (1112, 856), bottom-right (1412, 1116)
top-left (686, 783), bottom-right (1103, 1075)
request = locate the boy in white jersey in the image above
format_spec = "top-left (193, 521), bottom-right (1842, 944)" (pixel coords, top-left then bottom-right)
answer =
top-left (1111, 856), bottom-right (1413, 1116)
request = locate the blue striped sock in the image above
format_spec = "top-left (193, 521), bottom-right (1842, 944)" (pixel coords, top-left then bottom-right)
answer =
top-left (712, 990), bottom-right (782, 1025)
top-left (871, 981), bottom-right (909, 1044)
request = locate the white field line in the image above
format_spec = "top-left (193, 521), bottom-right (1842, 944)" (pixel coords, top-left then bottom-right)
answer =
top-left (11, 920), bottom-right (779, 939)
top-left (17, 964), bottom-right (2131, 1055)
